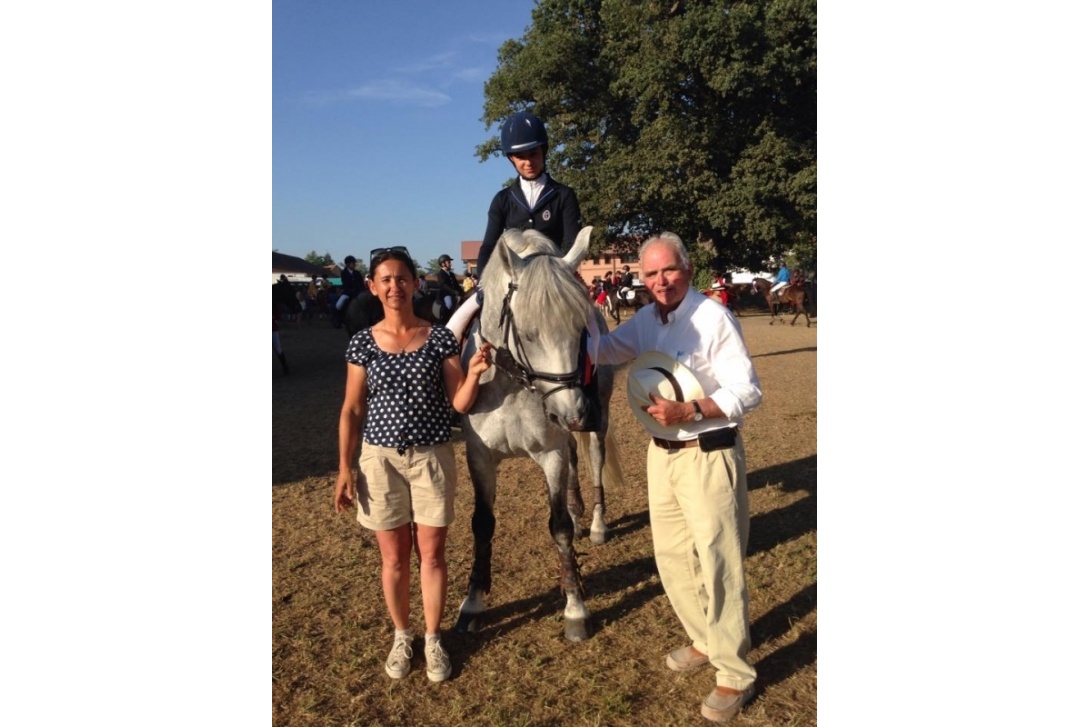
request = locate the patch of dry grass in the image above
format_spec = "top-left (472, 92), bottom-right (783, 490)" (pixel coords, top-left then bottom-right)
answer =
top-left (274, 307), bottom-right (816, 726)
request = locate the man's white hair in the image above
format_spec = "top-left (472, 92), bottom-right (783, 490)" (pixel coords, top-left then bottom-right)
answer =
top-left (638, 231), bottom-right (691, 271)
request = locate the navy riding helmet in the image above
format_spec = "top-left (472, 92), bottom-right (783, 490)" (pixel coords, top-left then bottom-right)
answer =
top-left (501, 111), bottom-right (548, 155)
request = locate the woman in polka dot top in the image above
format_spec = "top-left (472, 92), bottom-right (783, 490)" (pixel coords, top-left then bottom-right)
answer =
top-left (333, 247), bottom-right (492, 682)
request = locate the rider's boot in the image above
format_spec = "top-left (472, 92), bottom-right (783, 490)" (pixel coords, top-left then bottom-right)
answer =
top-left (582, 370), bottom-right (603, 432)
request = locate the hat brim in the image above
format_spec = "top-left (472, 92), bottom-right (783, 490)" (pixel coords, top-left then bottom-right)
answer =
top-left (625, 351), bottom-right (706, 439)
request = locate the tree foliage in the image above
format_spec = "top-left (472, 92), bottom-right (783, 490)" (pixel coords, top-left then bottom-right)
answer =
top-left (304, 251), bottom-right (335, 267)
top-left (477, 0), bottom-right (816, 274)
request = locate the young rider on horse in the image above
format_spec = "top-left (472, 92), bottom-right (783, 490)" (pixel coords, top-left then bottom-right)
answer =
top-left (447, 111), bottom-right (583, 338)
top-left (444, 110), bottom-right (603, 427)
top-left (617, 265), bottom-right (635, 302)
top-left (769, 259), bottom-right (791, 298)
top-left (334, 255), bottom-right (366, 328)
top-left (436, 254), bottom-right (461, 324)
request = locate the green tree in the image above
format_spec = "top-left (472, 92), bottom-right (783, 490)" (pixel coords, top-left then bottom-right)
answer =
top-left (304, 251), bottom-right (335, 267)
top-left (477, 0), bottom-right (816, 274)
top-left (423, 258), bottom-right (441, 274)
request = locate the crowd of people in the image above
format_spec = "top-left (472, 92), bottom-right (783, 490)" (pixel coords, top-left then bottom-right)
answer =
top-left (273, 109), bottom-right (808, 724)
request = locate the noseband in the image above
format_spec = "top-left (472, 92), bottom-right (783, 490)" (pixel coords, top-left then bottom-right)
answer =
top-left (486, 275), bottom-right (590, 406)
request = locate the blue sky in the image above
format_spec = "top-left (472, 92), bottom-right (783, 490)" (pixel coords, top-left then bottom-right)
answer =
top-left (273, 0), bottom-right (540, 271)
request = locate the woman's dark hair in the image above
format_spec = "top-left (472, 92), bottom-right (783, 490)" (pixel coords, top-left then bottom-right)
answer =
top-left (368, 248), bottom-right (416, 281)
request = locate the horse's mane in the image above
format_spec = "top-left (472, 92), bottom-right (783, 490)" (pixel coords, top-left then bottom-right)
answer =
top-left (482, 229), bottom-right (589, 338)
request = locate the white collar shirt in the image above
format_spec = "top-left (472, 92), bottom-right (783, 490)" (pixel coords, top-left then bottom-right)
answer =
top-left (519, 173), bottom-right (548, 209)
top-left (596, 287), bottom-right (762, 436)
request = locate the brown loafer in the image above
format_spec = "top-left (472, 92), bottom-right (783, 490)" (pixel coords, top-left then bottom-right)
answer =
top-left (666, 645), bottom-right (710, 672)
top-left (700, 685), bottom-right (755, 723)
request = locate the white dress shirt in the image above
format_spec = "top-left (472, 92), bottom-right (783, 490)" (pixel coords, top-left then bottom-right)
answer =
top-left (596, 287), bottom-right (762, 436)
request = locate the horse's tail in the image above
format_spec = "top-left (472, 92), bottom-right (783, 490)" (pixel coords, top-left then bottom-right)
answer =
top-left (601, 428), bottom-right (624, 491)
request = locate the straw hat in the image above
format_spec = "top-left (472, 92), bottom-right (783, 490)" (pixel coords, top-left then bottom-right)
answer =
top-left (625, 351), bottom-right (706, 439)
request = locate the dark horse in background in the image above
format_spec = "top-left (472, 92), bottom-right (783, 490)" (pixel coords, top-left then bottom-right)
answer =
top-left (751, 277), bottom-right (812, 327)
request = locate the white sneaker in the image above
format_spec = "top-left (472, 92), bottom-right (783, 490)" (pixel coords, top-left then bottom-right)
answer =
top-left (385, 633), bottom-right (413, 679)
top-left (424, 638), bottom-right (452, 682)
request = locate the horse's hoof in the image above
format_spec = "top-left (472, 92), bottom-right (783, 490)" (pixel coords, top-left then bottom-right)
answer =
top-left (454, 613), bottom-right (481, 634)
top-left (589, 529), bottom-right (607, 545)
top-left (564, 618), bottom-right (590, 642)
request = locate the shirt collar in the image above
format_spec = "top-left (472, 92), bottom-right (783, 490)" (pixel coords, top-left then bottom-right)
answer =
top-left (653, 287), bottom-right (698, 325)
top-left (519, 173), bottom-right (548, 205)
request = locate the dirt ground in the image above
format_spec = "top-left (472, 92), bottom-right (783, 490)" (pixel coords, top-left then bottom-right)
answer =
top-left (273, 303), bottom-right (816, 726)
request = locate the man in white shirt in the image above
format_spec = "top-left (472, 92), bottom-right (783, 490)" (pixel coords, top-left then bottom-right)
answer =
top-left (595, 232), bottom-right (762, 725)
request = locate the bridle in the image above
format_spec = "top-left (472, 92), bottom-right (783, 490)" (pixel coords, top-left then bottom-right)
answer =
top-left (484, 266), bottom-right (592, 407)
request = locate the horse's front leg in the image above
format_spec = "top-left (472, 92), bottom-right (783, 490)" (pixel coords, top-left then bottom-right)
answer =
top-left (455, 448), bottom-right (498, 635)
top-left (538, 448), bottom-right (591, 641)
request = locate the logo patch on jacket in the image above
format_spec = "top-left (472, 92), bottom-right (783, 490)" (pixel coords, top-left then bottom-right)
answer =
top-left (542, 210), bottom-right (551, 222)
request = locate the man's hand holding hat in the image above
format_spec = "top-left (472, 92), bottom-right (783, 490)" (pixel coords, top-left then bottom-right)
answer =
top-left (642, 392), bottom-right (706, 429)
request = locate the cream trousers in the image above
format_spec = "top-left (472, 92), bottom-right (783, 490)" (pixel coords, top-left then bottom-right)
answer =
top-left (646, 435), bottom-right (755, 690)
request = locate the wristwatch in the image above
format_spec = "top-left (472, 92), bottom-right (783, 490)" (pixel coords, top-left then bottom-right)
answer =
top-left (692, 400), bottom-right (704, 422)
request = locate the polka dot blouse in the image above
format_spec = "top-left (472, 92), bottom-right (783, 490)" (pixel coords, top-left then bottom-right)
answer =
top-left (346, 325), bottom-right (460, 452)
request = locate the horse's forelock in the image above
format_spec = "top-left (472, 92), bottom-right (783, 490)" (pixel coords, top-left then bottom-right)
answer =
top-left (514, 254), bottom-right (588, 337)
top-left (478, 229), bottom-right (587, 338)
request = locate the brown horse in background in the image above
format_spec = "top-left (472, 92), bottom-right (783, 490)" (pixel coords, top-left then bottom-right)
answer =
top-left (751, 277), bottom-right (812, 327)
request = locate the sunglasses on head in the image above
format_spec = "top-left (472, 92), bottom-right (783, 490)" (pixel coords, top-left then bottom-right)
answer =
top-left (370, 246), bottom-right (410, 265)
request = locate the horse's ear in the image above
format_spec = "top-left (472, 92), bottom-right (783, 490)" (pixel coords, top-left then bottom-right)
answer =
top-left (496, 229), bottom-right (528, 277)
top-left (563, 226), bottom-right (593, 269)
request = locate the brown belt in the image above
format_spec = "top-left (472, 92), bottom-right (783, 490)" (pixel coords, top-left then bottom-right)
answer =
top-left (652, 437), bottom-right (700, 450)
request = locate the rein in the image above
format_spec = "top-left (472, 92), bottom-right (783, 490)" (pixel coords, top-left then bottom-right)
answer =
top-left (484, 274), bottom-right (590, 406)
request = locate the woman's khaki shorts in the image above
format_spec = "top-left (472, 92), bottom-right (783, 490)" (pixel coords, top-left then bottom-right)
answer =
top-left (354, 442), bottom-right (457, 530)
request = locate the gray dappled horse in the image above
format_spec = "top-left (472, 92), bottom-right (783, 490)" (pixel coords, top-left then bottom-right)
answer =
top-left (454, 227), bottom-right (623, 642)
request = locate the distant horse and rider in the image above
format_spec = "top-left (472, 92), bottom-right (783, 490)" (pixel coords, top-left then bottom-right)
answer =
top-left (751, 275), bottom-right (813, 327)
top-left (602, 285), bottom-right (653, 324)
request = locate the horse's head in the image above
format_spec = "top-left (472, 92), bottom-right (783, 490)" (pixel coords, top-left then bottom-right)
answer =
top-left (479, 226), bottom-right (595, 431)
